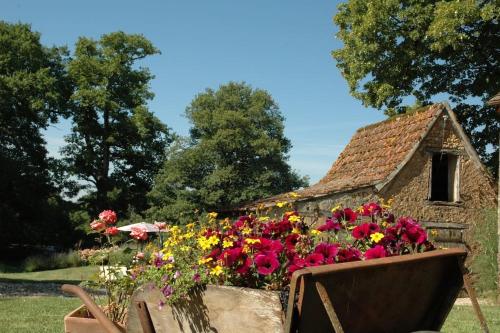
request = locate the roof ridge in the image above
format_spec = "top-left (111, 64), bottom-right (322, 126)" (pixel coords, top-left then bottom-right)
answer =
top-left (356, 104), bottom-right (441, 133)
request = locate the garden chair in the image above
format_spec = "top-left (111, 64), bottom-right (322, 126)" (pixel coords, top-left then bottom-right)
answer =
top-left (62, 248), bottom-right (489, 333)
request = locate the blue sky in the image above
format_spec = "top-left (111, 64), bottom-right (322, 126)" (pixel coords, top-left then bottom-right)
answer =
top-left (3, 0), bottom-right (387, 183)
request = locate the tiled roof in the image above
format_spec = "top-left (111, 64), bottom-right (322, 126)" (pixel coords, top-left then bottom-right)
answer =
top-left (246, 104), bottom-right (444, 208)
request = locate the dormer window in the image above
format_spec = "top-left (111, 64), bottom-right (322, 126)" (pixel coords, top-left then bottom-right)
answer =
top-left (430, 152), bottom-right (459, 202)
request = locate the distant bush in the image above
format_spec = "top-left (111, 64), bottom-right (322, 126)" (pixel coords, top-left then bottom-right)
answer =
top-left (22, 250), bottom-right (84, 272)
top-left (470, 208), bottom-right (498, 296)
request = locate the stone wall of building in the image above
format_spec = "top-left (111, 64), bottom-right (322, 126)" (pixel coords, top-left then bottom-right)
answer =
top-left (380, 113), bottom-right (496, 242)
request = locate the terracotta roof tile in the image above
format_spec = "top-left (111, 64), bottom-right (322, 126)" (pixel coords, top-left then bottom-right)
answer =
top-left (246, 104), bottom-right (443, 208)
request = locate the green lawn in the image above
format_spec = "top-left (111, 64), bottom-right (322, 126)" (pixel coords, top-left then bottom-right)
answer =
top-left (442, 305), bottom-right (500, 333)
top-left (0, 297), bottom-right (497, 333)
top-left (0, 297), bottom-right (81, 333)
top-left (0, 266), bottom-right (97, 283)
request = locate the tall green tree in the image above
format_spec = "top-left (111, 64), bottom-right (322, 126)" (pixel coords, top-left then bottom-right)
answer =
top-left (62, 32), bottom-right (172, 216)
top-left (148, 82), bottom-right (308, 222)
top-left (0, 21), bottom-right (75, 248)
top-left (333, 0), bottom-right (499, 173)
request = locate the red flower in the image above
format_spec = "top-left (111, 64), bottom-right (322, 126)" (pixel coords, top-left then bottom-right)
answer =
top-left (314, 243), bottom-right (338, 264)
top-left (304, 253), bottom-right (324, 267)
top-left (352, 223), bottom-right (379, 239)
top-left (254, 253), bottom-right (280, 275)
top-left (288, 256), bottom-right (306, 274)
top-left (317, 218), bottom-right (341, 232)
top-left (236, 257), bottom-right (252, 275)
top-left (254, 238), bottom-right (283, 254)
top-left (360, 202), bottom-right (382, 217)
top-left (365, 245), bottom-right (387, 260)
top-left (219, 247), bottom-right (244, 267)
top-left (90, 220), bottom-right (106, 231)
top-left (337, 247), bottom-right (361, 263)
top-left (285, 234), bottom-right (300, 251)
top-left (99, 210), bottom-right (117, 225)
top-left (397, 217), bottom-right (427, 245)
top-left (104, 227), bottom-right (119, 236)
top-left (130, 226), bottom-right (148, 241)
top-left (333, 208), bottom-right (357, 223)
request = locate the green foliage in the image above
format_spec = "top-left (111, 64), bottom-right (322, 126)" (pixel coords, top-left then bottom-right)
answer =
top-left (148, 82), bottom-right (308, 223)
top-left (61, 31), bottom-right (173, 216)
top-left (0, 21), bottom-right (77, 248)
top-left (333, 0), bottom-right (499, 174)
top-left (22, 250), bottom-right (83, 272)
top-left (470, 208), bottom-right (498, 296)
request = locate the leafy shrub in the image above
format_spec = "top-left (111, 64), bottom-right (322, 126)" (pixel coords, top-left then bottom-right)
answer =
top-left (470, 208), bottom-right (498, 296)
top-left (23, 250), bottom-right (84, 272)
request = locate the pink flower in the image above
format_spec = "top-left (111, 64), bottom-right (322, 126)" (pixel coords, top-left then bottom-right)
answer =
top-left (314, 243), bottom-right (338, 264)
top-left (130, 226), bottom-right (148, 241)
top-left (99, 210), bottom-right (117, 225)
top-left (90, 220), bottom-right (106, 231)
top-left (104, 226), bottom-right (119, 236)
top-left (365, 245), bottom-right (387, 259)
top-left (135, 252), bottom-right (145, 260)
top-left (254, 253), bottom-right (280, 275)
top-left (304, 253), bottom-right (324, 267)
top-left (317, 218), bottom-right (341, 232)
top-left (154, 221), bottom-right (167, 230)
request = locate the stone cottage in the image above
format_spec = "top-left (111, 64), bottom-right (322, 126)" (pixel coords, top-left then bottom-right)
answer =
top-left (245, 103), bottom-right (497, 249)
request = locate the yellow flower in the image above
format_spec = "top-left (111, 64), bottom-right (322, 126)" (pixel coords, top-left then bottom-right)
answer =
top-left (431, 230), bottom-right (438, 237)
top-left (183, 231), bottom-right (195, 239)
top-left (207, 212), bottom-right (218, 220)
top-left (331, 204), bottom-right (342, 213)
top-left (242, 227), bottom-right (252, 235)
top-left (181, 246), bottom-right (190, 252)
top-left (292, 227), bottom-right (301, 234)
top-left (289, 192), bottom-right (300, 199)
top-left (222, 239), bottom-right (234, 248)
top-left (276, 201), bottom-right (288, 208)
top-left (198, 257), bottom-right (213, 265)
top-left (210, 265), bottom-right (223, 276)
top-left (311, 230), bottom-right (322, 236)
top-left (197, 235), bottom-right (219, 250)
top-left (288, 215), bottom-right (301, 223)
top-left (258, 216), bottom-right (270, 222)
top-left (245, 238), bottom-right (261, 245)
top-left (186, 223), bottom-right (195, 229)
top-left (370, 232), bottom-right (385, 243)
top-left (170, 225), bottom-right (180, 233)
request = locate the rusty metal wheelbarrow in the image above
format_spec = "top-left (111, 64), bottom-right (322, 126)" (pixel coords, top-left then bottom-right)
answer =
top-left (62, 248), bottom-right (490, 333)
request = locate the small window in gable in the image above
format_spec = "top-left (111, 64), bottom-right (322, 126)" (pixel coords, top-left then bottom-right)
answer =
top-left (430, 152), bottom-right (459, 202)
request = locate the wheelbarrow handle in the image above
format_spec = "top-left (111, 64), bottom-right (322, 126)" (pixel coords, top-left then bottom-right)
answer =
top-left (61, 284), bottom-right (123, 333)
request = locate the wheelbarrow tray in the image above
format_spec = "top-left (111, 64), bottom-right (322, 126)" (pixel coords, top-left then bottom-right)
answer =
top-left (284, 248), bottom-right (469, 333)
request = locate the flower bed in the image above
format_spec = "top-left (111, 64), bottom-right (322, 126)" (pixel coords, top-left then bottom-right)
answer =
top-left (133, 200), bottom-right (435, 306)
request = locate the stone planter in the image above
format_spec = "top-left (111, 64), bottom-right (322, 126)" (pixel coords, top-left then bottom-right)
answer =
top-left (64, 305), bottom-right (126, 333)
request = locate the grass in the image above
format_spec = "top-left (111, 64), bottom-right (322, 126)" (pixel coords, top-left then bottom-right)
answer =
top-left (0, 297), bottom-right (497, 333)
top-left (442, 305), bottom-right (500, 332)
top-left (0, 297), bottom-right (81, 333)
top-left (0, 266), bottom-right (97, 283)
